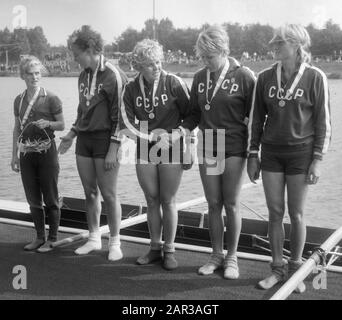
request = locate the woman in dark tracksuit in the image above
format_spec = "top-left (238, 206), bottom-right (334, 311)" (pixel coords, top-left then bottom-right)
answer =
top-left (11, 56), bottom-right (65, 252)
top-left (58, 26), bottom-right (127, 261)
top-left (120, 39), bottom-right (191, 270)
top-left (179, 25), bottom-right (256, 279)
top-left (247, 24), bottom-right (331, 292)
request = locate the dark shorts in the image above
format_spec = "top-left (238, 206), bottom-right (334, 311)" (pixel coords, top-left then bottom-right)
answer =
top-left (197, 137), bottom-right (247, 161)
top-left (261, 143), bottom-right (313, 175)
top-left (136, 138), bottom-right (184, 164)
top-left (197, 148), bottom-right (247, 162)
top-left (211, 150), bottom-right (247, 159)
top-left (75, 131), bottom-right (110, 159)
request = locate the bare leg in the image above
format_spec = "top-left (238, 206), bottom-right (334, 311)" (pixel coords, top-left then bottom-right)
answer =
top-left (199, 160), bottom-right (224, 254)
top-left (158, 164), bottom-right (183, 250)
top-left (136, 163), bottom-right (163, 264)
top-left (286, 174), bottom-right (308, 261)
top-left (95, 159), bottom-right (121, 237)
top-left (222, 157), bottom-right (246, 256)
top-left (222, 156), bottom-right (246, 279)
top-left (286, 174), bottom-right (308, 293)
top-left (76, 155), bottom-right (101, 233)
top-left (262, 171), bottom-right (286, 265)
top-left (257, 171), bottom-right (287, 289)
top-left (197, 160), bottom-right (225, 275)
top-left (159, 164), bottom-right (183, 270)
top-left (74, 155), bottom-right (102, 255)
top-left (96, 159), bottom-right (122, 260)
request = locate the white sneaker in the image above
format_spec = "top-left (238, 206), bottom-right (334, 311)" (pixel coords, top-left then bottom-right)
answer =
top-left (198, 253), bottom-right (224, 275)
top-left (36, 240), bottom-right (54, 253)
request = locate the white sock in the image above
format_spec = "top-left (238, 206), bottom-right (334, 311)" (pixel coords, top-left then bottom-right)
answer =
top-left (74, 232), bottom-right (102, 255)
top-left (108, 235), bottom-right (123, 261)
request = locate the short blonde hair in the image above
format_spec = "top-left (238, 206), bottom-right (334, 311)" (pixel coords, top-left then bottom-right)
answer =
top-left (19, 55), bottom-right (45, 78)
top-left (270, 24), bottom-right (311, 63)
top-left (195, 25), bottom-right (230, 58)
top-left (132, 39), bottom-right (164, 71)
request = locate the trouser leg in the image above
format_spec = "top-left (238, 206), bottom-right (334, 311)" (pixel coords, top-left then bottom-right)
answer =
top-left (20, 153), bottom-right (46, 240)
top-left (39, 142), bottom-right (61, 241)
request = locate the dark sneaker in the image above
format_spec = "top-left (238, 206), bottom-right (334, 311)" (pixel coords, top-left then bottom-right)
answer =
top-left (136, 249), bottom-right (162, 265)
top-left (163, 252), bottom-right (178, 270)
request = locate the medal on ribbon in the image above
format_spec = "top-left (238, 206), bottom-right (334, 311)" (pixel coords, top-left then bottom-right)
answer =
top-left (84, 55), bottom-right (103, 107)
top-left (276, 62), bottom-right (306, 108)
top-left (139, 73), bottom-right (161, 120)
top-left (205, 59), bottom-right (230, 111)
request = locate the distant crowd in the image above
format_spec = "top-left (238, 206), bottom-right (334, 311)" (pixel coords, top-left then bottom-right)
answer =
top-left (2, 49), bottom-right (342, 74)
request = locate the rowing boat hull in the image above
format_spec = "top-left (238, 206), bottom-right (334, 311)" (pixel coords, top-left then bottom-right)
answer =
top-left (0, 196), bottom-right (341, 266)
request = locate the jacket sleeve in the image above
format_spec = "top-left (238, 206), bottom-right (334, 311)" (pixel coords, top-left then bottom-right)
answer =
top-left (242, 67), bottom-right (257, 119)
top-left (312, 70), bottom-right (332, 160)
top-left (180, 74), bottom-right (201, 131)
top-left (169, 74), bottom-right (191, 119)
top-left (247, 74), bottom-right (267, 156)
top-left (71, 76), bottom-right (82, 134)
top-left (104, 64), bottom-right (127, 144)
top-left (120, 83), bottom-right (150, 141)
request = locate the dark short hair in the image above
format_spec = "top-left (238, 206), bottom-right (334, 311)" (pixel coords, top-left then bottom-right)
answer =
top-left (68, 25), bottom-right (103, 53)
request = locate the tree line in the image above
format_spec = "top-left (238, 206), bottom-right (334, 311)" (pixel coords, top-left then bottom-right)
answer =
top-left (113, 18), bottom-right (342, 58)
top-left (0, 26), bottom-right (69, 66)
top-left (1, 18), bottom-right (342, 66)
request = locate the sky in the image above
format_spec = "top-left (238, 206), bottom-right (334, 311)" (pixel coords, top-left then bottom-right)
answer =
top-left (0, 0), bottom-right (342, 46)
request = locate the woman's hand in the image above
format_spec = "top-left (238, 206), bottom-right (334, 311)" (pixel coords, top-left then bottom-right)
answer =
top-left (11, 156), bottom-right (20, 173)
top-left (104, 143), bottom-right (120, 170)
top-left (170, 129), bottom-right (182, 146)
top-left (33, 119), bottom-right (50, 129)
top-left (58, 132), bottom-right (75, 154)
top-left (247, 157), bottom-right (261, 183)
top-left (306, 159), bottom-right (321, 185)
